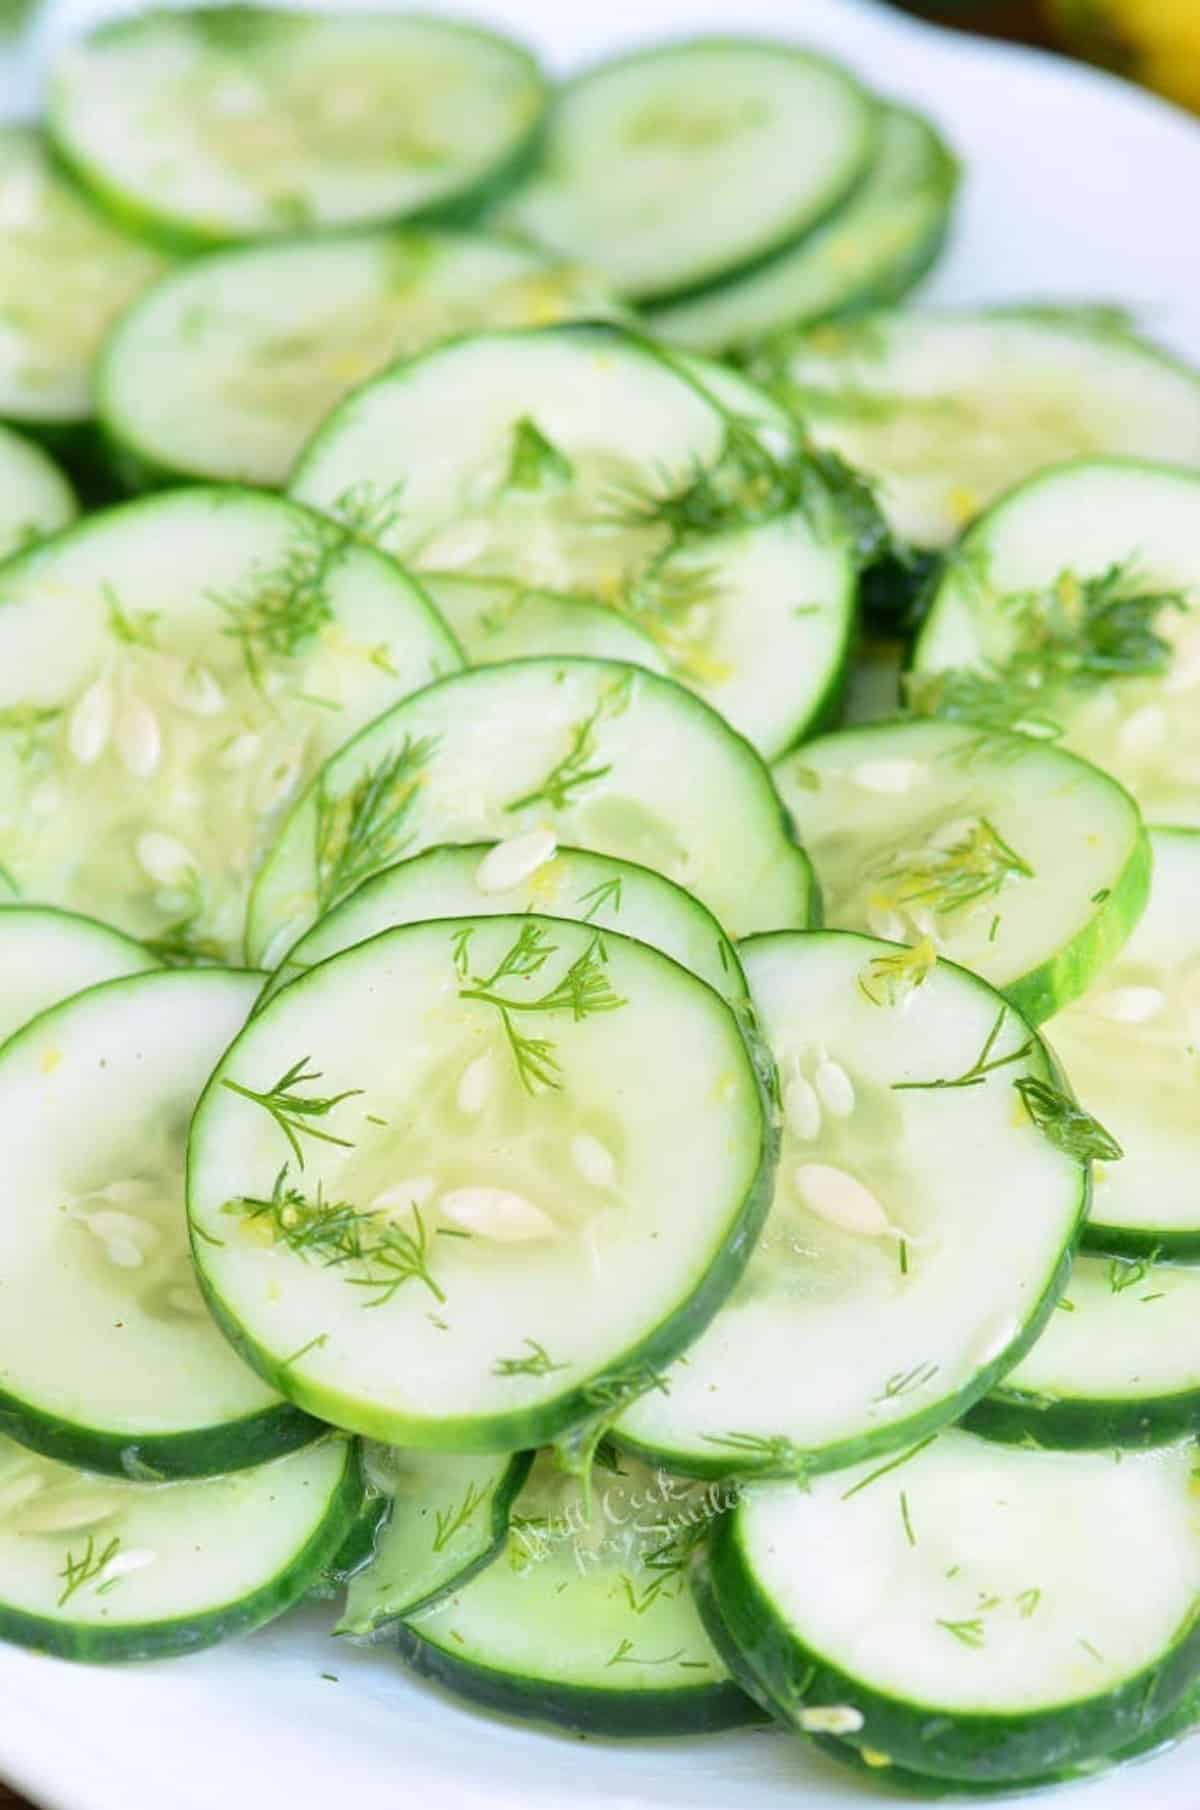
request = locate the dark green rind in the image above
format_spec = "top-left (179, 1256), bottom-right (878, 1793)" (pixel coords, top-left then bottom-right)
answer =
top-left (0, 1438), bottom-right (363, 1664)
top-left (615, 936), bottom-right (1089, 1481)
top-left (1082, 1220), bottom-right (1200, 1263)
top-left (699, 1502), bottom-right (1200, 1784)
top-left (0, 1387), bottom-right (321, 1483)
top-left (338, 1450), bottom-right (534, 1634)
top-left (313, 1489), bottom-right (391, 1595)
top-left (499, 37), bottom-right (879, 308)
top-left (965, 1382), bottom-right (1200, 1453)
top-left (47, 11), bottom-right (550, 257)
top-left (393, 1612), bottom-right (762, 1738)
top-left (243, 654), bottom-right (818, 964)
top-left (191, 917), bottom-right (780, 1453)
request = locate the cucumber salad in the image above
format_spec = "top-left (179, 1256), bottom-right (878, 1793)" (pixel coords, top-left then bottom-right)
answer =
top-left (0, 4), bottom-right (1199, 1799)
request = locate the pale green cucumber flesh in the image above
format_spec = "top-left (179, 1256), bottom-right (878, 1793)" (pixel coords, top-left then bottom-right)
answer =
top-left (420, 574), bottom-right (666, 673)
top-left (0, 905), bottom-right (157, 1050)
top-left (0, 423), bottom-right (76, 559)
top-left (244, 657), bottom-right (816, 965)
top-left (773, 717), bottom-right (1148, 1023)
top-left (188, 915), bottom-right (774, 1450)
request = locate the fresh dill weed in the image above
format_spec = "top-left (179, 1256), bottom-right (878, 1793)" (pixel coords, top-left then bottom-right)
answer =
top-left (893, 1007), bottom-right (1034, 1093)
top-left (57, 1534), bottom-right (122, 1607)
top-left (432, 1478), bottom-right (491, 1552)
top-left (505, 671), bottom-right (633, 814)
top-left (221, 1057), bottom-right (362, 1169)
top-left (1013, 1077), bottom-right (1123, 1163)
top-left (857, 937), bottom-right (936, 1008)
top-left (491, 1339), bottom-right (570, 1378)
top-left (313, 734), bottom-right (438, 911)
top-left (872, 817), bottom-right (1032, 923)
top-left (456, 922), bottom-right (626, 1095)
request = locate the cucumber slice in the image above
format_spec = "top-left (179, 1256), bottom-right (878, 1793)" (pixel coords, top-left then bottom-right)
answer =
top-left (773, 718), bottom-right (1148, 1023)
top-left (0, 967), bottom-right (317, 1477)
top-left (1038, 829), bottom-right (1200, 1258)
top-left (259, 843), bottom-right (747, 1016)
top-left (0, 487), bottom-right (460, 957)
top-left (338, 1447), bottom-right (532, 1634)
top-left (911, 460), bottom-right (1200, 827)
top-left (751, 310), bottom-right (1200, 547)
top-left (0, 905), bottom-right (156, 1048)
top-left (617, 931), bottom-right (1086, 1479)
top-left (0, 1432), bottom-right (359, 1663)
top-left (0, 126), bottom-right (164, 435)
top-left (245, 658), bottom-right (816, 966)
top-left (188, 915), bottom-right (774, 1450)
top-left (291, 323), bottom-right (858, 757)
top-left (490, 39), bottom-right (876, 304)
top-left (0, 424), bottom-right (76, 560)
top-left (399, 1450), bottom-right (756, 1735)
top-left (97, 230), bottom-right (622, 490)
top-left (699, 1430), bottom-right (1200, 1783)
top-left (49, 9), bottom-right (547, 250)
top-left (967, 1253), bottom-right (1200, 1450)
top-left (650, 106), bottom-right (959, 354)
top-left (420, 575), bottom-right (666, 673)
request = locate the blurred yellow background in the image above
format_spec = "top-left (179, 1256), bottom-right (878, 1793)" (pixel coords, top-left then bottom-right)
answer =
top-left (889, 1), bottom-right (1200, 112)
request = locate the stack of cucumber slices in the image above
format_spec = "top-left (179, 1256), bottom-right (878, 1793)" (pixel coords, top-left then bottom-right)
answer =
top-left (1, 3), bottom-right (1200, 1799)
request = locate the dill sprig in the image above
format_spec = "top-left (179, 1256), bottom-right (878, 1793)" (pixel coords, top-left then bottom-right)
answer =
top-left (330, 479), bottom-right (406, 546)
top-left (893, 1006), bottom-right (1034, 1093)
top-left (221, 1056), bottom-right (361, 1169)
top-left (142, 871), bottom-right (225, 967)
top-left (874, 1361), bottom-right (939, 1402)
top-left (857, 937), bottom-right (936, 1008)
top-left (105, 582), bottom-right (159, 649)
top-left (0, 702), bottom-right (60, 762)
top-left (578, 876), bottom-right (622, 922)
top-left (211, 520), bottom-right (344, 689)
top-left (505, 672), bottom-right (632, 815)
top-left (937, 1617), bottom-right (986, 1649)
top-left (1108, 1256), bottom-right (1150, 1294)
top-left (700, 1431), bottom-right (810, 1477)
top-left (431, 1478), bottom-right (490, 1553)
top-left (506, 416), bottom-right (573, 490)
top-left (874, 818), bottom-right (1032, 921)
top-left (57, 1534), bottom-right (121, 1607)
top-left (225, 1165), bottom-right (445, 1306)
top-left (1013, 1076), bottom-right (1123, 1163)
top-left (457, 924), bottom-right (626, 1095)
top-left (491, 1338), bottom-right (570, 1378)
top-left (314, 734), bottom-right (437, 911)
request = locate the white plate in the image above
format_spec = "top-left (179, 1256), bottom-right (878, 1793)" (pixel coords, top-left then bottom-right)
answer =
top-left (2, 3), bottom-right (1200, 1807)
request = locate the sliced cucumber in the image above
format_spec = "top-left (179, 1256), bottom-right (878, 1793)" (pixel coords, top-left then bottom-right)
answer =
top-left (0, 1432), bottom-right (359, 1663)
top-left (490, 39), bottom-right (876, 304)
top-left (773, 718), bottom-right (1148, 1023)
top-left (699, 1430), bottom-right (1200, 1783)
top-left (420, 575), bottom-right (666, 673)
top-left (911, 459), bottom-right (1200, 827)
top-left (617, 931), bottom-right (1086, 1479)
top-left (188, 915), bottom-right (773, 1451)
top-left (650, 106), bottom-right (958, 354)
top-left (399, 1449), bottom-right (755, 1734)
top-left (967, 1253), bottom-right (1200, 1450)
top-left (49, 9), bottom-right (547, 250)
top-left (0, 487), bottom-right (460, 958)
top-left (0, 125), bottom-right (164, 436)
top-left (245, 658), bottom-right (815, 966)
top-left (338, 1446), bottom-right (532, 1634)
top-left (259, 843), bottom-right (747, 1015)
top-left (291, 322), bottom-right (858, 757)
top-left (1038, 829), bottom-right (1200, 1258)
top-left (0, 967), bottom-right (317, 1477)
top-left (0, 905), bottom-right (156, 1049)
top-left (97, 230), bottom-right (622, 490)
top-left (0, 424), bottom-right (76, 560)
top-left (751, 310), bottom-right (1200, 547)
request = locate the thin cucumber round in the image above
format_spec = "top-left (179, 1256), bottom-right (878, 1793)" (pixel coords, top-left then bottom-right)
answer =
top-left (773, 717), bottom-right (1149, 1024)
top-left (490, 38), bottom-right (876, 305)
top-left (0, 1432), bottom-right (359, 1663)
top-left (0, 126), bottom-right (165, 436)
top-left (420, 575), bottom-right (667, 673)
top-left (698, 1430), bottom-right (1200, 1783)
top-left (750, 310), bottom-right (1200, 547)
top-left (48, 9), bottom-right (548, 250)
top-left (188, 915), bottom-right (774, 1451)
top-left (0, 486), bottom-right (460, 957)
top-left (258, 843), bottom-right (747, 1016)
top-left (0, 967), bottom-right (317, 1477)
top-left (244, 657), bottom-right (816, 967)
top-left (650, 106), bottom-right (959, 354)
top-left (1041, 829), bottom-right (1200, 1258)
top-left (966, 1253), bottom-right (1200, 1450)
top-left (291, 322), bottom-right (858, 758)
top-left (338, 1447), bottom-right (532, 1634)
top-left (0, 425), bottom-right (76, 561)
top-left (911, 459), bottom-right (1200, 827)
top-left (0, 905), bottom-right (156, 1048)
top-left (97, 230), bottom-right (623, 490)
top-left (399, 1450), bottom-right (757, 1735)
top-left (617, 931), bottom-right (1087, 1479)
